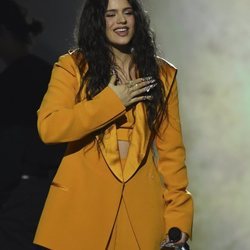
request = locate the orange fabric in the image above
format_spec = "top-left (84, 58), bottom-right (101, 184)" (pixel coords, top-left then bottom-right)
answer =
top-left (119, 107), bottom-right (135, 129)
top-left (33, 52), bottom-right (193, 250)
top-left (116, 108), bottom-right (134, 140)
top-left (107, 198), bottom-right (140, 250)
top-left (116, 127), bottom-right (132, 140)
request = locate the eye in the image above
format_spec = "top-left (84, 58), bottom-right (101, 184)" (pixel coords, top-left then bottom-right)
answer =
top-left (105, 11), bottom-right (116, 17)
top-left (124, 10), bottom-right (134, 15)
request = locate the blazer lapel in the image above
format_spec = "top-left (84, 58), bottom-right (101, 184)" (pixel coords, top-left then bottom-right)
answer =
top-left (96, 124), bottom-right (124, 182)
top-left (95, 102), bottom-right (151, 183)
top-left (123, 103), bottom-right (151, 182)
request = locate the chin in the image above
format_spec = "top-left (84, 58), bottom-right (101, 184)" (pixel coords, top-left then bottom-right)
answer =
top-left (110, 42), bottom-right (132, 52)
top-left (110, 37), bottom-right (133, 46)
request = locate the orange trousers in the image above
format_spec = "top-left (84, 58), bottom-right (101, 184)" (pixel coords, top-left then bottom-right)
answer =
top-left (107, 197), bottom-right (140, 250)
top-left (107, 158), bottom-right (140, 250)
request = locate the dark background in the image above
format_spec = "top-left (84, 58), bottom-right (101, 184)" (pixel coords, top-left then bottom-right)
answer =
top-left (0, 0), bottom-right (84, 71)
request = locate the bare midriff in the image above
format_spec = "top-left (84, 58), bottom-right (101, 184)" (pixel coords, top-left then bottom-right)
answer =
top-left (118, 140), bottom-right (130, 160)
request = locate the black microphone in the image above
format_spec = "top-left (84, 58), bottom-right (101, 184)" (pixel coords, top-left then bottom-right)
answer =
top-left (160, 227), bottom-right (190, 250)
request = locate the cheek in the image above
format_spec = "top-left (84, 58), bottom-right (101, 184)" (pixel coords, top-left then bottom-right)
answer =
top-left (105, 19), bottom-right (114, 30)
top-left (129, 17), bottom-right (135, 31)
top-left (105, 20), bottom-right (112, 38)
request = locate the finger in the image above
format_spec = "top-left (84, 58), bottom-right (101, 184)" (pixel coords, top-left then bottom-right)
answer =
top-left (133, 76), bottom-right (153, 84)
top-left (130, 82), bottom-right (157, 98)
top-left (135, 83), bottom-right (158, 96)
top-left (181, 232), bottom-right (188, 241)
top-left (176, 232), bottom-right (188, 244)
top-left (129, 95), bottom-right (153, 105)
top-left (125, 76), bottom-right (153, 87)
top-left (127, 80), bottom-right (134, 88)
top-left (131, 79), bottom-right (156, 92)
top-left (108, 74), bottom-right (117, 86)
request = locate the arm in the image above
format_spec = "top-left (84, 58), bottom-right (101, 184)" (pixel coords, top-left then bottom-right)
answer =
top-left (155, 68), bottom-right (194, 239)
top-left (37, 53), bottom-right (126, 143)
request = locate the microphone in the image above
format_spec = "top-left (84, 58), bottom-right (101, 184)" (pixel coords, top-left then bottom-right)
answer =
top-left (160, 227), bottom-right (190, 250)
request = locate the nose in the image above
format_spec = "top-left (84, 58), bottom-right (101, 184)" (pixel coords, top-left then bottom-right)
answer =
top-left (116, 13), bottom-right (126, 24)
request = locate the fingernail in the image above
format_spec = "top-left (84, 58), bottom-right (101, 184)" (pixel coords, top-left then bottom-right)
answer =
top-left (144, 76), bottom-right (153, 81)
top-left (149, 79), bottom-right (156, 84)
top-left (150, 83), bottom-right (157, 88)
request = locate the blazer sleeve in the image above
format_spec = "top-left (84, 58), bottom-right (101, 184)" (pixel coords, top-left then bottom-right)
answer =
top-left (37, 53), bottom-right (126, 143)
top-left (155, 63), bottom-right (194, 238)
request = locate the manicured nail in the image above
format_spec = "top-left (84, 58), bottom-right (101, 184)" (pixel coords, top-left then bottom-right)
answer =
top-left (146, 83), bottom-right (157, 92)
top-left (150, 83), bottom-right (157, 88)
top-left (147, 79), bottom-right (156, 84)
top-left (144, 76), bottom-right (153, 81)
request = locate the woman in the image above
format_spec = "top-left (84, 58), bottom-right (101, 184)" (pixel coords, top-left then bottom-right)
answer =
top-left (34, 0), bottom-right (193, 249)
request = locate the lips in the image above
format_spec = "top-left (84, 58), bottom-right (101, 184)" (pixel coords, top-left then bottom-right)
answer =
top-left (114, 27), bottom-right (129, 36)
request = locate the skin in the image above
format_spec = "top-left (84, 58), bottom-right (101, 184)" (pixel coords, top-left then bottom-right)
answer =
top-left (106, 0), bottom-right (155, 160)
top-left (106, 0), bottom-right (155, 108)
top-left (105, 0), bottom-right (188, 245)
top-left (105, 0), bottom-right (135, 49)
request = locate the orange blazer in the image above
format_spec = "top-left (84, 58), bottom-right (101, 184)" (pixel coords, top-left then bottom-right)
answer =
top-left (34, 51), bottom-right (193, 250)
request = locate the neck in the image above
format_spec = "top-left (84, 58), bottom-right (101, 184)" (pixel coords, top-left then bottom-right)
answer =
top-left (111, 45), bottom-right (132, 68)
top-left (111, 46), bottom-right (136, 83)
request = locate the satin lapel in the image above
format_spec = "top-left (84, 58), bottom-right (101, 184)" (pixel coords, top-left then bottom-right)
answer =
top-left (123, 103), bottom-right (151, 182)
top-left (96, 125), bottom-right (123, 182)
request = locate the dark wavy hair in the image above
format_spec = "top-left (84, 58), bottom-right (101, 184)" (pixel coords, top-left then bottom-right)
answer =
top-left (0, 0), bottom-right (43, 44)
top-left (74, 0), bottom-right (167, 137)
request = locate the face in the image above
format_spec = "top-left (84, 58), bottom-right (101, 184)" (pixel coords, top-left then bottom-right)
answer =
top-left (105, 0), bottom-right (135, 48)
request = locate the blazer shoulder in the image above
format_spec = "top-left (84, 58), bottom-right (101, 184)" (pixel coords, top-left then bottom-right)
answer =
top-left (68, 48), bottom-right (85, 63)
top-left (68, 49), bottom-right (88, 75)
top-left (156, 56), bottom-right (178, 87)
top-left (157, 56), bottom-right (177, 73)
top-left (55, 52), bottom-right (77, 69)
top-left (53, 49), bottom-right (87, 77)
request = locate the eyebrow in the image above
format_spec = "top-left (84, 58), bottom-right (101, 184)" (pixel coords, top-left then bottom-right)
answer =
top-left (105, 7), bottom-right (133, 12)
